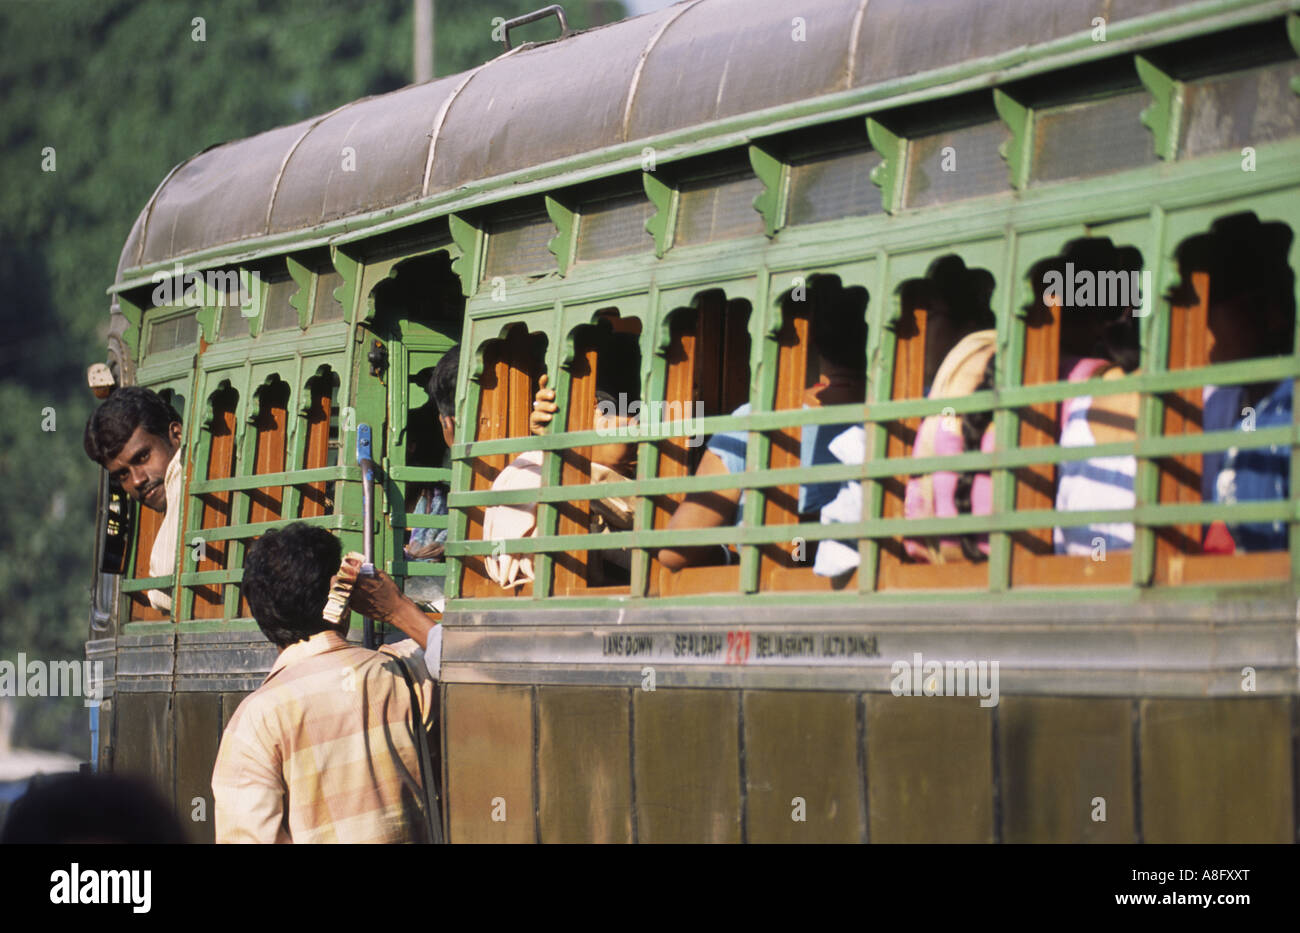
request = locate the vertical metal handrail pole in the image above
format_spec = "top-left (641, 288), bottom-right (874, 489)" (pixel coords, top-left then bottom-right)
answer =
top-left (357, 424), bottom-right (377, 649)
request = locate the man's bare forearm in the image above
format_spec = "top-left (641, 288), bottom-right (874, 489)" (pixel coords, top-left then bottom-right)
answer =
top-left (386, 595), bottom-right (434, 647)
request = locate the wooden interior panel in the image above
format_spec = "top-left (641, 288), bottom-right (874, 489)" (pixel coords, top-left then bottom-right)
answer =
top-left (1155, 270), bottom-right (1209, 583)
top-left (760, 301), bottom-right (809, 587)
top-left (240, 381), bottom-right (289, 616)
top-left (1011, 296), bottom-right (1061, 583)
top-left (655, 562), bottom-right (741, 596)
top-left (885, 561), bottom-right (988, 589)
top-left (766, 565), bottom-right (859, 591)
top-left (1162, 550), bottom-right (1289, 584)
top-left (1010, 552), bottom-right (1132, 587)
top-left (877, 303), bottom-right (927, 588)
top-left (554, 339), bottom-right (597, 595)
top-left (247, 383), bottom-right (288, 524)
top-left (298, 374), bottom-right (334, 518)
top-left (721, 299), bottom-right (752, 415)
top-left (128, 499), bottom-right (167, 621)
top-left (652, 311), bottom-right (699, 532)
top-left (192, 389), bottom-right (238, 619)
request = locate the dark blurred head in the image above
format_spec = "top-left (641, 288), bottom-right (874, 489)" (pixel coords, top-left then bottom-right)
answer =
top-left (595, 332), bottom-right (642, 404)
top-left (1178, 213), bottom-right (1295, 365)
top-left (1205, 259), bottom-right (1295, 365)
top-left (428, 347), bottom-right (460, 447)
top-left (921, 257), bottom-right (996, 385)
top-left (1, 771), bottom-right (186, 844)
top-left (811, 281), bottom-right (869, 374)
top-left (241, 523), bottom-right (342, 649)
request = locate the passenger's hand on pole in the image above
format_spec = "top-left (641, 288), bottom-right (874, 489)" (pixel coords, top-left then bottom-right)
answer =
top-left (348, 567), bottom-right (435, 647)
top-left (530, 374), bottom-right (558, 436)
top-left (348, 568), bottom-right (409, 624)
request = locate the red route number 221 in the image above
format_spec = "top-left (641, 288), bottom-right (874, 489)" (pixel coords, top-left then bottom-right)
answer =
top-left (725, 630), bottom-right (751, 665)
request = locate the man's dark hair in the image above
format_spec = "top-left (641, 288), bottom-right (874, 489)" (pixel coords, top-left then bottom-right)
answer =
top-left (83, 386), bottom-right (182, 466)
top-left (241, 523), bottom-right (342, 649)
top-left (1, 771), bottom-right (187, 844)
top-left (427, 347), bottom-right (460, 420)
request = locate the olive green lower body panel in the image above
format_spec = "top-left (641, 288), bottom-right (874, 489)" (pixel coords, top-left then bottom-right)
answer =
top-left (105, 689), bottom-right (250, 842)
top-left (112, 693), bottom-right (173, 792)
top-left (1140, 698), bottom-right (1293, 843)
top-left (442, 685), bottom-right (1297, 843)
top-left (443, 683), bottom-right (536, 843)
top-left (175, 692), bottom-right (224, 844)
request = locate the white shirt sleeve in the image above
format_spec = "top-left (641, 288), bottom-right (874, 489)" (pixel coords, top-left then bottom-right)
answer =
top-left (423, 624), bottom-right (443, 680)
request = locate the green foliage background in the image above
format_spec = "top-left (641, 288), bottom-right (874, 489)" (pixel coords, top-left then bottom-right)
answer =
top-left (0, 0), bottom-right (625, 756)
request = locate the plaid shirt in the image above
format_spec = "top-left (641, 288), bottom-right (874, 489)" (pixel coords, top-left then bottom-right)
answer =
top-left (212, 630), bottom-right (436, 844)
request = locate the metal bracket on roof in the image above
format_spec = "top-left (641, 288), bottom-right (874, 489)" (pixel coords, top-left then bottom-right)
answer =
top-left (865, 117), bottom-right (905, 214)
top-left (1135, 56), bottom-right (1183, 162)
top-left (499, 5), bottom-right (572, 52)
top-left (748, 144), bottom-right (786, 239)
top-left (992, 90), bottom-right (1031, 192)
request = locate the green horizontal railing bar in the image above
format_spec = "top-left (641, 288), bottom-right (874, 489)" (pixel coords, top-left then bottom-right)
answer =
top-left (178, 569), bottom-right (241, 586)
top-left (120, 576), bottom-right (173, 593)
top-left (388, 561), bottom-right (448, 577)
top-left (390, 513), bottom-right (449, 530)
top-left (448, 426), bottom-right (1296, 507)
top-left (445, 499), bottom-right (1294, 556)
top-left (190, 465), bottom-right (357, 494)
top-left (387, 466), bottom-right (454, 482)
top-left (189, 513), bottom-right (359, 543)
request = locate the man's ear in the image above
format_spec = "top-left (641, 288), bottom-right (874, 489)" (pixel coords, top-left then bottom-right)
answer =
top-left (168, 421), bottom-right (184, 449)
top-left (440, 413), bottom-right (456, 442)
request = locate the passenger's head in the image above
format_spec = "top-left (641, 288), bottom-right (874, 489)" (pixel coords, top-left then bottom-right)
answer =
top-left (1207, 283), bottom-right (1294, 364)
top-left (1, 771), bottom-right (186, 844)
top-left (920, 258), bottom-right (996, 386)
top-left (428, 348), bottom-right (460, 447)
top-left (241, 523), bottom-right (343, 649)
top-left (1184, 213), bottom-right (1295, 365)
top-left (1052, 241), bottom-right (1143, 371)
top-left (83, 386), bottom-right (183, 513)
top-left (810, 281), bottom-right (868, 381)
top-left (1205, 249), bottom-right (1295, 365)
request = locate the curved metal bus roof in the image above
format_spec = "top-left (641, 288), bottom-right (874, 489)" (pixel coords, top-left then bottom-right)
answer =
top-left (115, 0), bottom-right (1245, 281)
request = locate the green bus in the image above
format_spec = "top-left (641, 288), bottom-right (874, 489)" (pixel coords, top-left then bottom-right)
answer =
top-left (89, 0), bottom-right (1300, 842)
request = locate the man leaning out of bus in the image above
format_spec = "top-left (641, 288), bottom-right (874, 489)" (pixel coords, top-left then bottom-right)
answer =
top-left (83, 386), bottom-right (184, 612)
top-left (211, 522), bottom-right (443, 843)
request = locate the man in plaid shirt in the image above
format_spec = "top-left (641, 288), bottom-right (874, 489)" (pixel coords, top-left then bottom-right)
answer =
top-left (212, 523), bottom-right (443, 843)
